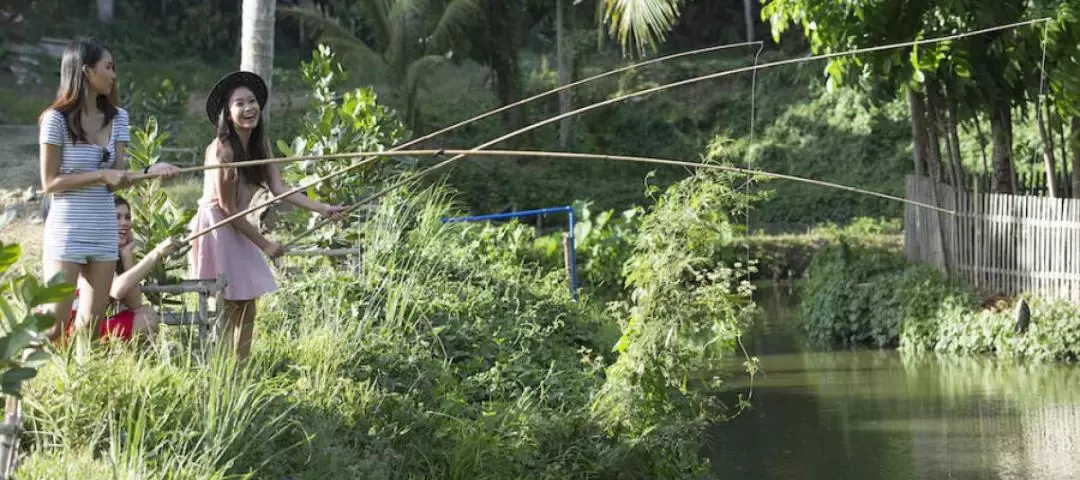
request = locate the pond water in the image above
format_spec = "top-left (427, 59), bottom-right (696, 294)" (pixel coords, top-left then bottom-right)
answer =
top-left (706, 285), bottom-right (1080, 480)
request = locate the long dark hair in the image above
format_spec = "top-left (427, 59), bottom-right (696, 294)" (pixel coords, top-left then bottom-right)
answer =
top-left (114, 195), bottom-right (129, 276)
top-left (214, 99), bottom-right (270, 188)
top-left (39, 38), bottom-right (119, 144)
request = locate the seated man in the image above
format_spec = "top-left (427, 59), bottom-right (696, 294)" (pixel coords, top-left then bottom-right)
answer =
top-left (60, 196), bottom-right (184, 342)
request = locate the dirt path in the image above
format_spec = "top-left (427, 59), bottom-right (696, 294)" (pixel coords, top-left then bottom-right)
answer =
top-left (0, 124), bottom-right (45, 271)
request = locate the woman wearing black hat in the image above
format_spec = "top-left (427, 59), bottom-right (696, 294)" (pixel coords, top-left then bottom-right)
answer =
top-left (188, 71), bottom-right (344, 362)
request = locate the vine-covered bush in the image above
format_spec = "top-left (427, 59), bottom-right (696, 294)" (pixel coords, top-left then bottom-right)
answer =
top-left (594, 168), bottom-right (761, 444)
top-left (800, 241), bottom-right (979, 348)
top-left (802, 241), bottom-right (1080, 362)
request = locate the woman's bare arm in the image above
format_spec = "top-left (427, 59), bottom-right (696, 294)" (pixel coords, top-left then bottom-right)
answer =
top-left (208, 142), bottom-right (272, 249)
top-left (39, 144), bottom-right (114, 194)
top-left (265, 163), bottom-right (329, 214)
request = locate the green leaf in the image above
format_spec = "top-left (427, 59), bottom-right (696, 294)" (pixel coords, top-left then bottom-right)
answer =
top-left (27, 313), bottom-right (56, 332)
top-left (1, 367), bottom-right (38, 384)
top-left (0, 243), bottom-right (20, 275)
top-left (21, 351), bottom-right (51, 369)
top-left (27, 282), bottom-right (76, 308)
top-left (3, 328), bottom-right (36, 359)
top-left (276, 139), bottom-right (294, 157)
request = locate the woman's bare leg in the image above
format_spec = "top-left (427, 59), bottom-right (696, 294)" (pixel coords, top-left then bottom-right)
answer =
top-left (234, 299), bottom-right (257, 362)
top-left (41, 259), bottom-right (81, 340)
top-left (131, 305), bottom-right (160, 342)
top-left (74, 261), bottom-right (117, 335)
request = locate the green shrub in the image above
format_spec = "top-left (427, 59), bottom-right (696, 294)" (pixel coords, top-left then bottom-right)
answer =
top-left (801, 241), bottom-right (1080, 363)
top-left (800, 241), bottom-right (978, 348)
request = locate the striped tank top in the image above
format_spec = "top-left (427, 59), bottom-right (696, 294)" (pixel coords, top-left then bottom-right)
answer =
top-left (39, 107), bottom-right (130, 262)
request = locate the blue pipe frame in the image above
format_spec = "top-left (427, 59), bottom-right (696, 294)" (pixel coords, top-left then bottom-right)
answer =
top-left (441, 206), bottom-right (578, 301)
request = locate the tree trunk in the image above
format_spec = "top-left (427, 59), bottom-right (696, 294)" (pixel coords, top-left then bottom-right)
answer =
top-left (486, 0), bottom-right (525, 149)
top-left (241, 0), bottom-right (276, 120)
top-left (241, 0), bottom-right (278, 230)
top-left (928, 82), bottom-right (960, 186)
top-left (923, 91), bottom-right (945, 182)
top-left (1072, 116), bottom-right (1080, 198)
top-left (97, 0), bottom-right (114, 23)
top-left (743, 0), bottom-right (755, 42)
top-left (990, 103), bottom-right (1016, 194)
top-left (556, 0), bottom-right (572, 148)
top-left (974, 116), bottom-right (990, 176)
top-left (943, 84), bottom-right (965, 187)
top-left (1037, 99), bottom-right (1058, 197)
top-left (1058, 111), bottom-right (1070, 196)
top-left (907, 89), bottom-right (928, 177)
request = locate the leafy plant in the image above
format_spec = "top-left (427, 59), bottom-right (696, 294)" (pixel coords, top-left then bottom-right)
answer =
top-left (276, 44), bottom-right (411, 248)
top-left (124, 117), bottom-right (196, 304)
top-left (530, 200), bottom-right (642, 299)
top-left (800, 241), bottom-right (980, 349)
top-left (593, 167), bottom-right (763, 439)
top-left (124, 77), bottom-right (190, 141)
top-left (0, 234), bottom-right (74, 397)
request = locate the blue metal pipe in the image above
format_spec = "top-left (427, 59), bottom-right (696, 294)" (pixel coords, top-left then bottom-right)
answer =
top-left (441, 206), bottom-right (579, 301)
top-left (441, 206), bottom-right (572, 223)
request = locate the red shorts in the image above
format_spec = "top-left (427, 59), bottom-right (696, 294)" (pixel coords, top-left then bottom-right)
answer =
top-left (57, 288), bottom-right (137, 342)
top-left (65, 308), bottom-right (136, 341)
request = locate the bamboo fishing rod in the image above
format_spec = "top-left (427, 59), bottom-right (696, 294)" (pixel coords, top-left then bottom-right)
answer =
top-left (278, 17), bottom-right (1048, 247)
top-left (176, 148), bottom-right (954, 216)
top-left (155, 40), bottom-right (765, 243)
top-left (176, 17), bottom-right (1047, 246)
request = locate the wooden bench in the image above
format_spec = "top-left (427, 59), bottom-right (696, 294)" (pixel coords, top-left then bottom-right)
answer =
top-left (141, 275), bottom-right (228, 350)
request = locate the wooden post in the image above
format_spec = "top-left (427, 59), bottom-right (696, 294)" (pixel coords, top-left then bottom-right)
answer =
top-left (0, 394), bottom-right (20, 479)
top-left (562, 233), bottom-right (573, 292)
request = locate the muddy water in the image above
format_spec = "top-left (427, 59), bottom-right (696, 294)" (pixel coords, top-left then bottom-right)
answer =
top-left (706, 286), bottom-right (1080, 480)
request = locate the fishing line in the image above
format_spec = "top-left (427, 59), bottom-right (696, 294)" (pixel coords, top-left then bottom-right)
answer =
top-left (277, 17), bottom-right (1048, 248)
top-left (169, 18), bottom-right (1045, 245)
top-left (174, 148), bottom-right (954, 243)
top-left (164, 41), bottom-right (764, 242)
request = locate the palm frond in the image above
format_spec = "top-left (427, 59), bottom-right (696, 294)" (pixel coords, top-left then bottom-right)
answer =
top-left (383, 0), bottom-right (427, 80)
top-left (602, 0), bottom-right (684, 57)
top-left (280, 5), bottom-right (388, 72)
top-left (427, 0), bottom-right (484, 54)
top-left (355, 0), bottom-right (394, 50)
top-left (404, 54), bottom-right (449, 94)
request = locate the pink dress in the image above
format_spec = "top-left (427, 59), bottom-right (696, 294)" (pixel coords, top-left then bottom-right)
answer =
top-left (187, 169), bottom-right (277, 301)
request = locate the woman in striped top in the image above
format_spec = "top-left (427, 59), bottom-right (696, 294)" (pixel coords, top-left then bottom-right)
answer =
top-left (38, 38), bottom-right (180, 340)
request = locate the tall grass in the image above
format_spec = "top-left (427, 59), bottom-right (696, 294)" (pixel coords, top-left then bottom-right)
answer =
top-left (13, 179), bottom-right (754, 478)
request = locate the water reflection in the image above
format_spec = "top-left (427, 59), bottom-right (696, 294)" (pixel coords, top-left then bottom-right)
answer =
top-left (706, 286), bottom-right (1080, 479)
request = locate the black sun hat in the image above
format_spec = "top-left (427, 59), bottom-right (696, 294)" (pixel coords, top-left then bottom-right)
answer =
top-left (205, 70), bottom-right (268, 124)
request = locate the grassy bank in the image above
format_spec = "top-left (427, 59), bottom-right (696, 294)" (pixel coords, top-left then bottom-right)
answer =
top-left (800, 242), bottom-right (1080, 362)
top-left (15, 174), bottom-right (758, 478)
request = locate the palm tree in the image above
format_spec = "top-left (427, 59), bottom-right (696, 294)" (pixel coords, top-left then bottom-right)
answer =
top-left (283, 0), bottom-right (484, 129)
top-left (596, 0), bottom-right (684, 57)
top-left (242, 0), bottom-right (277, 119)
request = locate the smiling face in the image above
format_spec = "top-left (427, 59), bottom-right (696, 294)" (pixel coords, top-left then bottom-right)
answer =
top-left (228, 86), bottom-right (260, 132)
top-left (116, 203), bottom-right (132, 245)
top-left (83, 49), bottom-right (116, 97)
